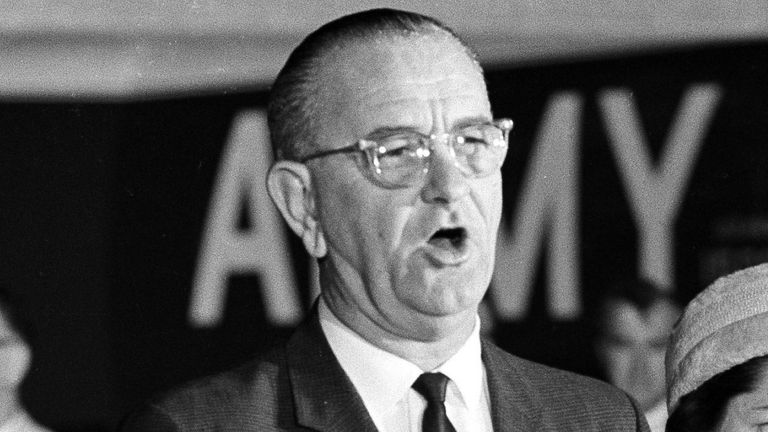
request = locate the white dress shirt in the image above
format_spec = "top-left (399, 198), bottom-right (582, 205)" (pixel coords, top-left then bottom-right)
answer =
top-left (319, 299), bottom-right (493, 432)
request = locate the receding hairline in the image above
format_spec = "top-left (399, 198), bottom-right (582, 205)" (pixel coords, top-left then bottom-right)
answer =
top-left (317, 29), bottom-right (481, 75)
top-left (267, 9), bottom-right (484, 161)
top-left (298, 8), bottom-right (477, 61)
top-left (308, 33), bottom-right (486, 155)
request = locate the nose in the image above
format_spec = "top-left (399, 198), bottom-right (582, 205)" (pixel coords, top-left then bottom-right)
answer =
top-left (420, 146), bottom-right (470, 204)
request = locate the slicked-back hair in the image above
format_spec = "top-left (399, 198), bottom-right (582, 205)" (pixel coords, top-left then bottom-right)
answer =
top-left (267, 8), bottom-right (481, 161)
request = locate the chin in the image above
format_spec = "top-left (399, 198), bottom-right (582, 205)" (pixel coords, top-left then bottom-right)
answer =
top-left (416, 283), bottom-right (485, 318)
top-left (393, 257), bottom-right (491, 315)
top-left (405, 308), bottom-right (477, 342)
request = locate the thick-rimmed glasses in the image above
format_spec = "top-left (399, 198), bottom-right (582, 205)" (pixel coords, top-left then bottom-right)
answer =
top-left (299, 118), bottom-right (513, 189)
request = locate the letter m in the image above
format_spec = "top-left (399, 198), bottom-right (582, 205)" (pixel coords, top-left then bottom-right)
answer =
top-left (492, 93), bottom-right (582, 320)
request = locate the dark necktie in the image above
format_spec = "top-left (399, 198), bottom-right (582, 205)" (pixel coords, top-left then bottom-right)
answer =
top-left (412, 372), bottom-right (457, 432)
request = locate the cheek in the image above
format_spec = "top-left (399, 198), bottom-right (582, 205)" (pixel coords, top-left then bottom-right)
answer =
top-left (315, 172), bottom-right (365, 244)
top-left (478, 178), bottom-right (504, 255)
top-left (476, 175), bottom-right (503, 226)
top-left (317, 170), bottom-right (411, 265)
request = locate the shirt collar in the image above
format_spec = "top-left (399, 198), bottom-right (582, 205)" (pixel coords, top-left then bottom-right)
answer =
top-left (435, 319), bottom-right (485, 410)
top-left (318, 297), bottom-right (485, 422)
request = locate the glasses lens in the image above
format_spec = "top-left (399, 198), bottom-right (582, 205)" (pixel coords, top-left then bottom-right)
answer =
top-left (452, 124), bottom-right (508, 175)
top-left (363, 121), bottom-right (510, 188)
top-left (372, 134), bottom-right (430, 186)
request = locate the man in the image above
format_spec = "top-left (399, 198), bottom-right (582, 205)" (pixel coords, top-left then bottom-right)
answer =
top-left (121, 9), bottom-right (650, 431)
top-left (594, 278), bottom-right (681, 432)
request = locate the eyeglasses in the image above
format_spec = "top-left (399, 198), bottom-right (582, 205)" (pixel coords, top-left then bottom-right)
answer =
top-left (299, 118), bottom-right (513, 189)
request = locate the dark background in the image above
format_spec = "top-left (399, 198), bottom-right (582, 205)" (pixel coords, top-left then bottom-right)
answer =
top-left (1, 41), bottom-right (766, 430)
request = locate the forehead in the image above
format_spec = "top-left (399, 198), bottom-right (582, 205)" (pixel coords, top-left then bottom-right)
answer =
top-left (314, 34), bottom-right (490, 138)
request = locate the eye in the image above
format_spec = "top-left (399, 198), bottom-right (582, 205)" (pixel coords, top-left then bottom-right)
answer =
top-left (372, 134), bottom-right (428, 169)
top-left (451, 136), bottom-right (479, 158)
top-left (457, 133), bottom-right (486, 145)
top-left (456, 128), bottom-right (487, 147)
top-left (454, 124), bottom-right (506, 156)
top-left (460, 123), bottom-right (503, 141)
top-left (378, 134), bottom-right (424, 155)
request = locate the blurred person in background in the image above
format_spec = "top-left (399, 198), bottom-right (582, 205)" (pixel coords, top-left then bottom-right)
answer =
top-left (666, 263), bottom-right (768, 432)
top-left (593, 278), bottom-right (681, 432)
top-left (0, 288), bottom-right (52, 432)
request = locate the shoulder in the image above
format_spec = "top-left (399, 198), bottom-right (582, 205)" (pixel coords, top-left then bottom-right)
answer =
top-left (483, 341), bottom-right (649, 431)
top-left (489, 343), bottom-right (626, 402)
top-left (119, 347), bottom-right (291, 431)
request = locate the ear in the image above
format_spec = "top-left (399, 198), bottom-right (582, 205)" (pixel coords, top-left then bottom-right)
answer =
top-left (267, 161), bottom-right (327, 258)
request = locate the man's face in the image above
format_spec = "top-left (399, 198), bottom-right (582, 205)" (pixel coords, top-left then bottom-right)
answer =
top-left (309, 35), bottom-right (501, 340)
top-left (597, 299), bottom-right (680, 411)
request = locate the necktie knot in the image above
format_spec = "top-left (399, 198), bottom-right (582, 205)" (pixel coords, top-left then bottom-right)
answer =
top-left (413, 372), bottom-right (449, 403)
top-left (412, 372), bottom-right (456, 432)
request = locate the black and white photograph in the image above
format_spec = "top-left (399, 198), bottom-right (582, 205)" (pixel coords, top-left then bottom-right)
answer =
top-left (1, 2), bottom-right (767, 431)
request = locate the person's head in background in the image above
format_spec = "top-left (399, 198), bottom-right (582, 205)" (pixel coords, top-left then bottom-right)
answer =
top-left (0, 288), bottom-right (33, 418)
top-left (594, 277), bottom-right (680, 412)
top-left (666, 263), bottom-right (768, 432)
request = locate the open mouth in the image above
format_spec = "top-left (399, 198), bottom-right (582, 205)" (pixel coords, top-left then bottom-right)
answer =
top-left (427, 227), bottom-right (468, 250)
top-left (424, 227), bottom-right (471, 266)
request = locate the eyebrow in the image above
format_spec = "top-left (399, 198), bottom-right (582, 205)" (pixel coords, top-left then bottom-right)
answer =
top-left (365, 116), bottom-right (493, 139)
top-left (451, 116), bottom-right (493, 130)
top-left (364, 125), bottom-right (424, 139)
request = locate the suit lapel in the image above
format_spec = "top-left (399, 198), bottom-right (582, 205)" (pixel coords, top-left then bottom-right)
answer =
top-left (286, 309), bottom-right (541, 432)
top-left (482, 339), bottom-right (543, 432)
top-left (286, 306), bottom-right (378, 432)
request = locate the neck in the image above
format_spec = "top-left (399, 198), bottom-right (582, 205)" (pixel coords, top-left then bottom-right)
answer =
top-left (321, 290), bottom-right (477, 371)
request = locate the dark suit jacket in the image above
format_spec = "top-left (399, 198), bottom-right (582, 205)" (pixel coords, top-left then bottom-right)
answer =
top-left (120, 310), bottom-right (650, 431)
